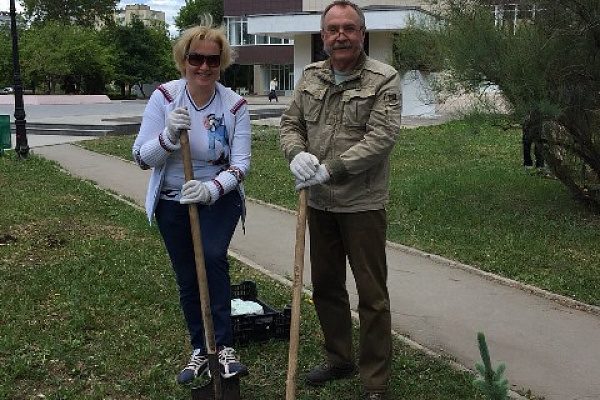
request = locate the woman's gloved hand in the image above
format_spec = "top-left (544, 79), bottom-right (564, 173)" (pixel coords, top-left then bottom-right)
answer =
top-left (180, 180), bottom-right (211, 205)
top-left (166, 107), bottom-right (191, 145)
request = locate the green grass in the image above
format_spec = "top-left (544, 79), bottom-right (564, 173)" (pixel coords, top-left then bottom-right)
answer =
top-left (0, 154), bottom-right (483, 399)
top-left (388, 120), bottom-right (600, 305)
top-left (80, 119), bottom-right (600, 307)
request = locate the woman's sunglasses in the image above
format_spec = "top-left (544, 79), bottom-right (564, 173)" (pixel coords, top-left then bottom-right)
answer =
top-left (187, 53), bottom-right (221, 68)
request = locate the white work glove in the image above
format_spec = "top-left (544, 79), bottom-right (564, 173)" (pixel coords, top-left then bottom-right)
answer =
top-left (166, 107), bottom-right (191, 145)
top-left (180, 180), bottom-right (211, 205)
top-left (295, 164), bottom-right (330, 190)
top-left (290, 151), bottom-right (319, 181)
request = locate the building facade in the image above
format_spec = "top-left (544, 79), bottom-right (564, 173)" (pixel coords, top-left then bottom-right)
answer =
top-left (233, 0), bottom-right (434, 115)
top-left (0, 11), bottom-right (10, 26)
top-left (223, 0), bottom-right (432, 97)
top-left (114, 4), bottom-right (165, 28)
top-left (223, 0), bottom-right (434, 94)
top-left (224, 0), bottom-right (299, 96)
top-left (224, 0), bottom-right (533, 114)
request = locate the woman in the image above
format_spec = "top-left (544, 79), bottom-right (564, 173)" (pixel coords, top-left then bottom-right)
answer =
top-left (269, 77), bottom-right (278, 102)
top-left (132, 16), bottom-right (251, 385)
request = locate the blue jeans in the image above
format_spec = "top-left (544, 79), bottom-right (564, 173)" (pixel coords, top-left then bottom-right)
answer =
top-left (155, 190), bottom-right (242, 351)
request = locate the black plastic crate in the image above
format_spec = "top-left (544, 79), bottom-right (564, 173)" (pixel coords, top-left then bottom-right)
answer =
top-left (231, 280), bottom-right (291, 345)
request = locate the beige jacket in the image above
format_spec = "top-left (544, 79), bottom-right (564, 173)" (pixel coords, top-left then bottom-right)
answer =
top-left (280, 53), bottom-right (402, 212)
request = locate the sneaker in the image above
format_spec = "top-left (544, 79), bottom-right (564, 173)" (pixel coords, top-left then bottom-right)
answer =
top-left (218, 346), bottom-right (249, 378)
top-left (364, 393), bottom-right (386, 400)
top-left (305, 362), bottom-right (356, 386)
top-left (177, 349), bottom-right (209, 385)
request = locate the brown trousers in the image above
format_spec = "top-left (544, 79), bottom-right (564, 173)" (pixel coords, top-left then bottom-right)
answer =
top-left (308, 207), bottom-right (392, 392)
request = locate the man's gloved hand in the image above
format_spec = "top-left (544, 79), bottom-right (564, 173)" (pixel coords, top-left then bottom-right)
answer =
top-left (166, 107), bottom-right (191, 145)
top-left (290, 151), bottom-right (319, 181)
top-left (180, 180), bottom-right (211, 205)
top-left (295, 164), bottom-right (330, 190)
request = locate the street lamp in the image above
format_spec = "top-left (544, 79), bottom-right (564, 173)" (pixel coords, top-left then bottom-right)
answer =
top-left (9, 0), bottom-right (28, 158)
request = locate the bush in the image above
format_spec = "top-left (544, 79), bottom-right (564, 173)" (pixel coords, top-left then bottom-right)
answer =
top-left (392, 23), bottom-right (444, 74)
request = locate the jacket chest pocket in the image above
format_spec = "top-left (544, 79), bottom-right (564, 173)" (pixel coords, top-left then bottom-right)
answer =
top-left (342, 87), bottom-right (376, 128)
top-left (301, 84), bottom-right (327, 123)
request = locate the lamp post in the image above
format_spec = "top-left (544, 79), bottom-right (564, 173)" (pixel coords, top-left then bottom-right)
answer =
top-left (9, 0), bottom-right (28, 158)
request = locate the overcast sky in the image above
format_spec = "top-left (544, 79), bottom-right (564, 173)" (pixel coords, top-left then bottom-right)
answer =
top-left (0, 0), bottom-right (22, 13)
top-left (0, 0), bottom-right (183, 34)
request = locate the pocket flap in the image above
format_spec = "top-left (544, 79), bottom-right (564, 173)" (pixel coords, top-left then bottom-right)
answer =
top-left (302, 84), bottom-right (327, 100)
top-left (342, 87), bottom-right (376, 102)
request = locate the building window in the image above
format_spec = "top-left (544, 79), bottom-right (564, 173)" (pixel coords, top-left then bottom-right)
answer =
top-left (225, 17), bottom-right (294, 46)
top-left (227, 18), bottom-right (243, 45)
top-left (256, 35), bottom-right (269, 45)
top-left (491, 3), bottom-right (538, 33)
top-left (269, 64), bottom-right (294, 92)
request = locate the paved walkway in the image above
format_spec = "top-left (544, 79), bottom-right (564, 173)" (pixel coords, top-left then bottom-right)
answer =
top-left (13, 98), bottom-right (600, 400)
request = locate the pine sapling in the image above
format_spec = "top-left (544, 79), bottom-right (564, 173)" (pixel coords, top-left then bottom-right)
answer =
top-left (474, 332), bottom-right (509, 400)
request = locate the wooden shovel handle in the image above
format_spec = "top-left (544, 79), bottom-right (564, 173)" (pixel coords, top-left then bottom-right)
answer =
top-left (285, 188), bottom-right (308, 400)
top-left (180, 129), bottom-right (222, 399)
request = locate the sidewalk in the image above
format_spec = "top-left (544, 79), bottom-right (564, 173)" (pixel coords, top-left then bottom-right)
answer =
top-left (19, 102), bottom-right (600, 400)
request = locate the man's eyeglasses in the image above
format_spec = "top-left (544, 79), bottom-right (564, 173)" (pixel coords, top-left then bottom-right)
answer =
top-left (323, 24), bottom-right (363, 36)
top-left (186, 53), bottom-right (221, 68)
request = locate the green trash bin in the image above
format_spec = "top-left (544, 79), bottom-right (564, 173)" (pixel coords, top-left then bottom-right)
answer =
top-left (0, 115), bottom-right (11, 154)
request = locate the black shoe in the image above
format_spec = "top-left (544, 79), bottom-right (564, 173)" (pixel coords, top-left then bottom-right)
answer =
top-left (305, 362), bottom-right (356, 386)
top-left (177, 349), bottom-right (209, 385)
top-left (364, 393), bottom-right (386, 400)
top-left (218, 346), bottom-right (249, 378)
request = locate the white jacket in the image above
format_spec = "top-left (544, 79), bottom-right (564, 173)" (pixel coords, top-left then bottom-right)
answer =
top-left (132, 79), bottom-right (251, 223)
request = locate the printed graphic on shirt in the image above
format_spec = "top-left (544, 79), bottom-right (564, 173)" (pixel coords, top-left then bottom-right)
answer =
top-left (204, 113), bottom-right (229, 164)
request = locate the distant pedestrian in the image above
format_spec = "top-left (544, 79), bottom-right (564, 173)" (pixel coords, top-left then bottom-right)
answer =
top-left (269, 77), bottom-right (278, 102)
top-left (522, 116), bottom-right (545, 169)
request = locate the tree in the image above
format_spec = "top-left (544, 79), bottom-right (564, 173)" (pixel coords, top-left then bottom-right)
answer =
top-left (174, 0), bottom-right (223, 31)
top-left (391, 19), bottom-right (444, 74)
top-left (433, 0), bottom-right (600, 209)
top-left (0, 25), bottom-right (12, 87)
top-left (0, 13), bottom-right (28, 88)
top-left (22, 0), bottom-right (118, 27)
top-left (474, 332), bottom-right (509, 400)
top-left (100, 18), bottom-right (177, 98)
top-left (19, 22), bottom-right (114, 94)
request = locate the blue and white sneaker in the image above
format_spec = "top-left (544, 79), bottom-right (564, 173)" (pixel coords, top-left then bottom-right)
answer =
top-left (177, 349), bottom-right (209, 385)
top-left (218, 346), bottom-right (249, 378)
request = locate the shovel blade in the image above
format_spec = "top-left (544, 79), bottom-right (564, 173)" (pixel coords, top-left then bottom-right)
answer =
top-left (190, 376), bottom-right (240, 400)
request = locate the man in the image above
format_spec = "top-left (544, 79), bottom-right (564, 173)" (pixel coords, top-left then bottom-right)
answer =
top-left (522, 115), bottom-right (545, 169)
top-left (280, 1), bottom-right (402, 399)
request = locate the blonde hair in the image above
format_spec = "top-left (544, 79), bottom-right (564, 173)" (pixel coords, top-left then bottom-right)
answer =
top-left (173, 14), bottom-right (235, 76)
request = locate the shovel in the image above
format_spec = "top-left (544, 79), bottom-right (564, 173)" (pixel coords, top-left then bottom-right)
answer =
top-left (285, 188), bottom-right (308, 400)
top-left (180, 129), bottom-right (240, 400)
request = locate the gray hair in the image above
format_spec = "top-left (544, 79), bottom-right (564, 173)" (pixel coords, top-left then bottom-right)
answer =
top-left (320, 0), bottom-right (366, 30)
